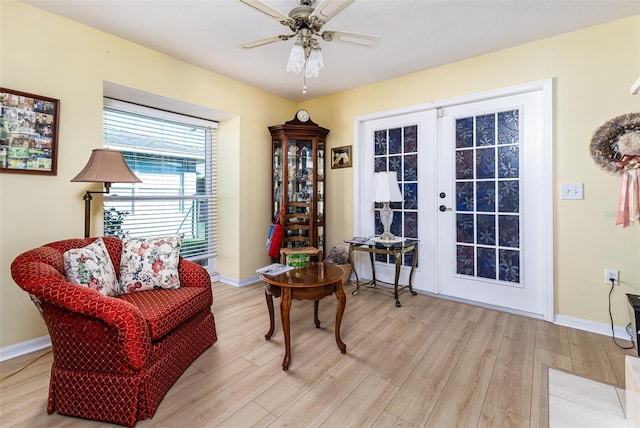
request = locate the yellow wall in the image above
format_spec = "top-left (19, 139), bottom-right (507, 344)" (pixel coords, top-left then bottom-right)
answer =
top-left (0, 1), bottom-right (295, 347)
top-left (1, 0), bottom-right (639, 349)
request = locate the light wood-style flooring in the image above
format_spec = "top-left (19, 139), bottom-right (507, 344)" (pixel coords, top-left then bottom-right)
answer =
top-left (1, 280), bottom-right (635, 427)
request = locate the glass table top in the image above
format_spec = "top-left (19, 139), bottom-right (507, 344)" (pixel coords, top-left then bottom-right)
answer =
top-left (344, 237), bottom-right (419, 250)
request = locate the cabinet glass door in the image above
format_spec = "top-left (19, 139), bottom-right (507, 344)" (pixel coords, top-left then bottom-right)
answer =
top-left (286, 139), bottom-right (313, 202)
top-left (285, 139), bottom-right (313, 248)
top-left (317, 141), bottom-right (324, 249)
top-left (273, 139), bottom-right (283, 218)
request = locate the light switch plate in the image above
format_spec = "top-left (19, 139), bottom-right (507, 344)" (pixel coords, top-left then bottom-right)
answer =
top-left (561, 183), bottom-right (583, 200)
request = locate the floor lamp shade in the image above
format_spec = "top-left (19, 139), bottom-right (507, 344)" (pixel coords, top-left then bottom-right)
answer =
top-left (71, 149), bottom-right (141, 238)
top-left (71, 149), bottom-right (141, 184)
top-left (372, 171), bottom-right (403, 241)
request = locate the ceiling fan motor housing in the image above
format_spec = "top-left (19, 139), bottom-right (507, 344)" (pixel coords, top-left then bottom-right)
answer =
top-left (289, 7), bottom-right (314, 23)
top-left (289, 4), bottom-right (325, 33)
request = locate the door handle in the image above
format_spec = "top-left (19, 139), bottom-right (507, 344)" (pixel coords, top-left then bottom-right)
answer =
top-left (439, 205), bottom-right (452, 212)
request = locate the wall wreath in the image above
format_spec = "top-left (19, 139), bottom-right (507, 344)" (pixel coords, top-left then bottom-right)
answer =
top-left (590, 112), bottom-right (640, 175)
top-left (590, 112), bottom-right (640, 227)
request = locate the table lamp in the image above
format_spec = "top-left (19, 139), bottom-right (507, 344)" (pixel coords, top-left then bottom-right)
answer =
top-left (71, 149), bottom-right (141, 238)
top-left (373, 171), bottom-right (403, 241)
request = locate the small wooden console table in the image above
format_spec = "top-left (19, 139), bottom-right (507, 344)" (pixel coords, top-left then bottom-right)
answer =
top-left (345, 238), bottom-right (419, 307)
top-left (259, 262), bottom-right (347, 371)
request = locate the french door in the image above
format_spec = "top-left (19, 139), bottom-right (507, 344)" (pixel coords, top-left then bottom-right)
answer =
top-left (357, 112), bottom-right (436, 290)
top-left (437, 91), bottom-right (549, 317)
top-left (356, 82), bottom-right (552, 319)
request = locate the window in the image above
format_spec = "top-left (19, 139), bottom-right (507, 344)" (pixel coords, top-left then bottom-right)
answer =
top-left (102, 99), bottom-right (217, 271)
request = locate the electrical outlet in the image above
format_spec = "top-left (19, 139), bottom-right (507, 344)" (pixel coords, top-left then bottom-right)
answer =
top-left (604, 268), bottom-right (619, 285)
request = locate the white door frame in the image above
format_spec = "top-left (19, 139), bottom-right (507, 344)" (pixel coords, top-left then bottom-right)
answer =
top-left (353, 79), bottom-right (554, 321)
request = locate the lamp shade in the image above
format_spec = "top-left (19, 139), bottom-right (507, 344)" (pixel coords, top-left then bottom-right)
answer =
top-left (373, 171), bottom-right (403, 202)
top-left (71, 149), bottom-right (141, 184)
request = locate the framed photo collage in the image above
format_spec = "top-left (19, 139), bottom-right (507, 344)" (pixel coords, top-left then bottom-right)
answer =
top-left (0, 87), bottom-right (59, 175)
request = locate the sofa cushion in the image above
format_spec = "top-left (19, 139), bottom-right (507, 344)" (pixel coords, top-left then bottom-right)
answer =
top-left (63, 238), bottom-right (120, 297)
top-left (119, 235), bottom-right (183, 294)
top-left (118, 287), bottom-right (210, 340)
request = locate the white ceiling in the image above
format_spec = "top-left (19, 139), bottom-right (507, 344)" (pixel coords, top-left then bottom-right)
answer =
top-left (23, 0), bottom-right (640, 102)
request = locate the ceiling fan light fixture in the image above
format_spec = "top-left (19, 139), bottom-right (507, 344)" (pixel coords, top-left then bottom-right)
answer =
top-left (305, 43), bottom-right (323, 78)
top-left (239, 0), bottom-right (379, 95)
top-left (286, 38), bottom-right (305, 73)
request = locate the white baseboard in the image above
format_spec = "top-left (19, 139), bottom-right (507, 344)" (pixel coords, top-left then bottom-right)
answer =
top-left (217, 275), bottom-right (259, 288)
top-left (0, 335), bottom-right (51, 362)
top-left (414, 289), bottom-right (544, 321)
top-left (554, 314), bottom-right (635, 344)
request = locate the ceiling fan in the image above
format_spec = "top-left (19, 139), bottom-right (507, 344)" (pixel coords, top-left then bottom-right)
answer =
top-left (237, 0), bottom-right (381, 93)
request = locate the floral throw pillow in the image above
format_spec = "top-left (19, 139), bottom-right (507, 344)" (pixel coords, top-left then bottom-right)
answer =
top-left (119, 234), bottom-right (183, 294)
top-left (63, 238), bottom-right (120, 297)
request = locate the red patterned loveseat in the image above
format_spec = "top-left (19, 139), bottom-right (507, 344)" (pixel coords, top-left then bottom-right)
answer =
top-left (10, 237), bottom-right (217, 427)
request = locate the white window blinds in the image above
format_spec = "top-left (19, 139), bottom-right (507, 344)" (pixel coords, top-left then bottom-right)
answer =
top-left (103, 99), bottom-right (218, 266)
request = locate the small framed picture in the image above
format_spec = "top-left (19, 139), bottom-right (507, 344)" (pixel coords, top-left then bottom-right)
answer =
top-left (331, 145), bottom-right (352, 169)
top-left (0, 87), bottom-right (60, 175)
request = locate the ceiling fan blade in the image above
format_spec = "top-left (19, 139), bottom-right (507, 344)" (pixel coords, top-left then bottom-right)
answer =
top-left (321, 30), bottom-right (381, 48)
top-left (237, 0), bottom-right (294, 26)
top-left (238, 35), bottom-right (292, 50)
top-left (309, 0), bottom-right (355, 24)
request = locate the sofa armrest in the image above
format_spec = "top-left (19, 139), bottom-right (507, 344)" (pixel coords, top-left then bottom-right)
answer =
top-left (11, 260), bottom-right (151, 369)
top-left (178, 257), bottom-right (212, 289)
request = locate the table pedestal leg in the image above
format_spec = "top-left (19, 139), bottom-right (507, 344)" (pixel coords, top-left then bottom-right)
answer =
top-left (265, 290), bottom-right (275, 340)
top-left (394, 251), bottom-right (402, 307)
top-left (335, 282), bottom-right (347, 354)
top-left (369, 252), bottom-right (377, 285)
top-left (350, 245), bottom-right (361, 295)
top-left (314, 301), bottom-right (321, 328)
top-left (409, 245), bottom-right (418, 296)
top-left (280, 287), bottom-right (292, 371)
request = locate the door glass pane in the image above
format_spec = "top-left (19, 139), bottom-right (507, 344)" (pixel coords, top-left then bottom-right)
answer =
top-left (455, 110), bottom-right (521, 284)
top-left (457, 214), bottom-right (474, 243)
top-left (456, 150), bottom-right (473, 179)
top-left (372, 125), bottom-right (419, 266)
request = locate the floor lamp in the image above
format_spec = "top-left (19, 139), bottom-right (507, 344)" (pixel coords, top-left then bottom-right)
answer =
top-left (71, 149), bottom-right (141, 238)
top-left (373, 171), bottom-right (403, 241)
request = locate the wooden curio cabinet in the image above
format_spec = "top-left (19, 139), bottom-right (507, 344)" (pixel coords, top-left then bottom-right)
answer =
top-left (269, 110), bottom-right (329, 256)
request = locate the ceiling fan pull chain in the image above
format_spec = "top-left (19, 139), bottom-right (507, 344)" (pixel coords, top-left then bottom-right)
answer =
top-left (303, 67), bottom-right (308, 94)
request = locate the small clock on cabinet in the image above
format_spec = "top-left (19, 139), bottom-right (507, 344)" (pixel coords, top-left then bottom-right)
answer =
top-left (296, 109), bottom-right (310, 122)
